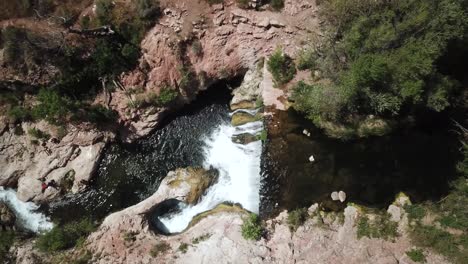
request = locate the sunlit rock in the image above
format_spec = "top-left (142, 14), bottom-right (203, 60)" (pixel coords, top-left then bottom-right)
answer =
top-left (331, 191), bottom-right (339, 201)
top-left (338, 191), bottom-right (346, 203)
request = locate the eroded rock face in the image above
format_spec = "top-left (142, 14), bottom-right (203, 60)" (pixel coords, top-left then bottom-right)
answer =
top-left (114, 0), bottom-right (319, 140)
top-left (0, 121), bottom-right (113, 202)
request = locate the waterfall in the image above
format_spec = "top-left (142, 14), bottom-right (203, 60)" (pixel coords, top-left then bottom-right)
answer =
top-left (0, 187), bottom-right (53, 233)
top-left (158, 118), bottom-right (263, 233)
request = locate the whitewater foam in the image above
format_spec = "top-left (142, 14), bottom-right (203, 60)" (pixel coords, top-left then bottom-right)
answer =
top-left (159, 117), bottom-right (262, 233)
top-left (0, 187), bottom-right (53, 233)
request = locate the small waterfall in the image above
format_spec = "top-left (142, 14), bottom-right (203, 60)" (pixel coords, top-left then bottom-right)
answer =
top-left (0, 187), bottom-right (53, 233)
top-left (159, 116), bottom-right (263, 233)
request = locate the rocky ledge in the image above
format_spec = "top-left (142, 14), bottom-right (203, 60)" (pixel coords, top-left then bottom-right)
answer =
top-left (73, 171), bottom-right (449, 264)
top-left (0, 121), bottom-right (114, 202)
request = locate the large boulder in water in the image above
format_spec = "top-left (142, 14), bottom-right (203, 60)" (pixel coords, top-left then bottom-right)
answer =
top-left (166, 168), bottom-right (218, 205)
top-left (0, 202), bottom-right (16, 230)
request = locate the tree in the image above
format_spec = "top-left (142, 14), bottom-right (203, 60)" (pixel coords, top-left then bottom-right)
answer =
top-left (267, 48), bottom-right (296, 86)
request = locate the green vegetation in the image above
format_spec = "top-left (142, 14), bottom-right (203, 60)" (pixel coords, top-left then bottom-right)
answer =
top-left (406, 248), bottom-right (426, 263)
top-left (178, 243), bottom-right (189, 253)
top-left (356, 214), bottom-right (398, 241)
top-left (150, 242), bottom-right (170, 257)
top-left (255, 97), bottom-right (264, 108)
top-left (267, 48), bottom-right (296, 86)
top-left (241, 213), bottom-right (263, 240)
top-left (191, 233), bottom-right (211, 244)
top-left (287, 208), bottom-right (308, 231)
top-left (293, 0), bottom-right (468, 132)
top-left (409, 224), bottom-right (466, 263)
top-left (153, 87), bottom-right (178, 106)
top-left (257, 130), bottom-right (267, 141)
top-left (28, 128), bottom-right (50, 140)
top-left (405, 127), bottom-right (468, 264)
top-left (122, 231), bottom-right (138, 243)
top-left (36, 218), bottom-right (96, 252)
top-left (0, 230), bottom-right (15, 262)
top-left (191, 39), bottom-right (203, 56)
top-left (404, 204), bottom-right (426, 222)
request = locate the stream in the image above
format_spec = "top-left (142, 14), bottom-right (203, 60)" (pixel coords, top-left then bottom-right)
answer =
top-left (30, 84), bottom-right (460, 232)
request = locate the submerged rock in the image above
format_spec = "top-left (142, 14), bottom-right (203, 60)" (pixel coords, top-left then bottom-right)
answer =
top-left (231, 133), bottom-right (258, 144)
top-left (166, 168), bottom-right (218, 205)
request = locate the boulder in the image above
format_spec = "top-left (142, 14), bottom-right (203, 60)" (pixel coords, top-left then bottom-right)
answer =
top-left (309, 155), bottom-right (315, 162)
top-left (0, 202), bottom-right (16, 230)
top-left (231, 112), bottom-right (263, 126)
top-left (231, 133), bottom-right (259, 145)
top-left (338, 191), bottom-right (346, 203)
top-left (387, 204), bottom-right (401, 222)
top-left (331, 191), bottom-right (339, 201)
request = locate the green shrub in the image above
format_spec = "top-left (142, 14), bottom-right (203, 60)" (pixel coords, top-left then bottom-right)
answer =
top-left (406, 248), bottom-right (426, 263)
top-left (241, 213), bottom-right (263, 240)
top-left (178, 243), bottom-right (189, 253)
top-left (8, 105), bottom-right (30, 122)
top-left (150, 242), bottom-right (170, 257)
top-left (0, 230), bottom-right (15, 262)
top-left (257, 130), bottom-right (267, 141)
top-left (136, 0), bottom-right (160, 20)
top-left (296, 0), bottom-right (467, 122)
top-left (357, 214), bottom-right (398, 240)
top-left (191, 233), bottom-right (211, 244)
top-left (36, 218), bottom-right (96, 252)
top-left (297, 48), bottom-right (318, 71)
top-left (291, 81), bottom-right (351, 124)
top-left (28, 128), bottom-right (50, 140)
top-left (95, 0), bottom-right (114, 25)
top-left (31, 88), bottom-right (71, 124)
top-left (287, 208), bottom-right (308, 231)
top-left (154, 87), bottom-right (178, 106)
top-left (122, 231), bottom-right (138, 242)
top-left (267, 48), bottom-right (296, 85)
top-left (404, 204), bottom-right (426, 222)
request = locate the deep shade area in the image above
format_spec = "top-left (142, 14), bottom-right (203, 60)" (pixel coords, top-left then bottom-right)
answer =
top-left (44, 84), bottom-right (233, 223)
top-left (260, 109), bottom-right (462, 215)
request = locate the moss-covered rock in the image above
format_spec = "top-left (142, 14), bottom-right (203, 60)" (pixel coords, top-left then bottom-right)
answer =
top-left (317, 116), bottom-right (393, 140)
top-left (231, 112), bottom-right (263, 127)
top-left (230, 101), bottom-right (256, 111)
top-left (231, 133), bottom-right (258, 144)
top-left (167, 168), bottom-right (218, 205)
top-left (187, 203), bottom-right (248, 229)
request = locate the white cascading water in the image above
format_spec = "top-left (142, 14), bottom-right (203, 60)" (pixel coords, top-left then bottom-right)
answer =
top-left (0, 187), bottom-right (53, 233)
top-left (159, 115), bottom-right (263, 233)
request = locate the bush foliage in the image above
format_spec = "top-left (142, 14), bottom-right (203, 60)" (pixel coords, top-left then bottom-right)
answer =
top-left (36, 218), bottom-right (96, 252)
top-left (267, 48), bottom-right (296, 86)
top-left (287, 208), bottom-right (308, 231)
top-left (293, 0), bottom-right (468, 125)
top-left (241, 213), bottom-right (263, 240)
